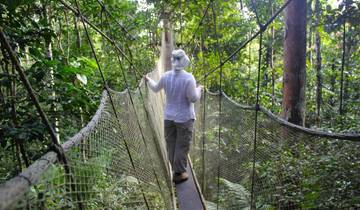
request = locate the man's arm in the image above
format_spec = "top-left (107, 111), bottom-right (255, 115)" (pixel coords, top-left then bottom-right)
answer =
top-left (145, 75), bottom-right (164, 92)
top-left (186, 76), bottom-right (202, 103)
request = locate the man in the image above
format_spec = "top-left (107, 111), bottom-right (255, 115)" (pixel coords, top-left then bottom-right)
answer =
top-left (145, 49), bottom-right (202, 184)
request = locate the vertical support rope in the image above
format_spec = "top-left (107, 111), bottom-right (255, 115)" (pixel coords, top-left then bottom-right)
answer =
top-left (201, 32), bottom-right (207, 194)
top-left (74, 1), bottom-right (150, 208)
top-left (210, 2), bottom-right (223, 209)
top-left (179, 0), bottom-right (183, 45)
top-left (250, 32), bottom-right (263, 210)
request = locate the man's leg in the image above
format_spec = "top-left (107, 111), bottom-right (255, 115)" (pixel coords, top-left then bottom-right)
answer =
top-left (173, 119), bottom-right (194, 176)
top-left (164, 120), bottom-right (177, 172)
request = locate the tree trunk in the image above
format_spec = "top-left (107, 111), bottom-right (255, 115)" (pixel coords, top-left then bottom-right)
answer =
top-left (339, 0), bottom-right (348, 115)
top-left (43, 4), bottom-right (60, 143)
top-left (149, 30), bottom-right (157, 62)
top-left (1, 46), bottom-right (23, 171)
top-left (269, 0), bottom-right (275, 111)
top-left (162, 8), bottom-right (173, 72)
top-left (0, 83), bottom-right (4, 108)
top-left (329, 58), bottom-right (336, 108)
top-left (339, 15), bottom-right (346, 115)
top-left (56, 17), bottom-right (67, 65)
top-left (282, 0), bottom-right (307, 126)
top-left (14, 143), bottom-right (22, 173)
top-left (343, 32), bottom-right (353, 114)
top-left (25, 46), bottom-right (30, 66)
top-left (308, 0), bottom-right (313, 67)
top-left (315, 0), bottom-right (322, 125)
top-left (0, 46), bottom-right (8, 110)
top-left (2, 50), bottom-right (24, 173)
top-left (64, 11), bottom-right (70, 63)
top-left (281, 3), bottom-right (307, 207)
top-left (163, 17), bottom-right (173, 72)
top-left (73, 13), bottom-right (88, 160)
top-left (11, 62), bottom-right (30, 168)
top-left (74, 16), bottom-right (82, 51)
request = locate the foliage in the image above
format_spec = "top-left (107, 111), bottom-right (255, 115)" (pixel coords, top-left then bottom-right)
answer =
top-left (0, 0), bottom-right (158, 182)
top-left (0, 0), bottom-right (359, 208)
top-left (218, 178), bottom-right (250, 209)
top-left (18, 149), bottom-right (164, 209)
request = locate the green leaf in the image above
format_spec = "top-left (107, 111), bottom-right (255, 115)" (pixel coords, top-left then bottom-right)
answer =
top-left (59, 66), bottom-right (80, 76)
top-left (76, 74), bottom-right (88, 85)
top-left (79, 57), bottom-right (98, 70)
top-left (28, 47), bottom-right (43, 59)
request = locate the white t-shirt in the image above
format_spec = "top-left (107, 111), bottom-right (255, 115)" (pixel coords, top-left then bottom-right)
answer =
top-left (147, 70), bottom-right (202, 123)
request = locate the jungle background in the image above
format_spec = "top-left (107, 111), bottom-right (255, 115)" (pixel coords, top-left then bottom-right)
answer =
top-left (0, 0), bottom-right (359, 208)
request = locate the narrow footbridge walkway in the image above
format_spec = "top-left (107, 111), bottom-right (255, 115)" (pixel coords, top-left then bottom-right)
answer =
top-left (175, 158), bottom-right (206, 210)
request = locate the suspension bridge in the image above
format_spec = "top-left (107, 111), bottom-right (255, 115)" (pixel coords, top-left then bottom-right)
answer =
top-left (0, 0), bottom-right (359, 209)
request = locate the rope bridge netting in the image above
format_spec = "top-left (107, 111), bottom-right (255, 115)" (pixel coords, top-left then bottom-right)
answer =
top-left (0, 28), bottom-right (175, 209)
top-left (186, 0), bottom-right (360, 209)
top-left (191, 92), bottom-right (360, 209)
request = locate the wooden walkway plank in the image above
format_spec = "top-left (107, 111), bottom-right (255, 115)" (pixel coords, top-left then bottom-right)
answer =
top-left (175, 158), bottom-right (206, 210)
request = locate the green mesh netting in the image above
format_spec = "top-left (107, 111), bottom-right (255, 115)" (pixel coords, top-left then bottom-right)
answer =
top-left (191, 91), bottom-right (360, 209)
top-left (1, 88), bottom-right (173, 209)
top-left (0, 32), bottom-right (175, 209)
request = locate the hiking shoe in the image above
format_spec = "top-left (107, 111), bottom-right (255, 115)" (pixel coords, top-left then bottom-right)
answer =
top-left (173, 172), bottom-right (189, 184)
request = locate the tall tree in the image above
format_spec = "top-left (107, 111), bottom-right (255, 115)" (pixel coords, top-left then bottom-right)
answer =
top-left (269, 0), bottom-right (275, 111)
top-left (339, 0), bottom-right (348, 115)
top-left (308, 0), bottom-right (313, 67)
top-left (282, 0), bottom-right (307, 126)
top-left (315, 0), bottom-right (322, 125)
top-left (42, 2), bottom-right (60, 143)
top-left (162, 9), bottom-right (173, 71)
